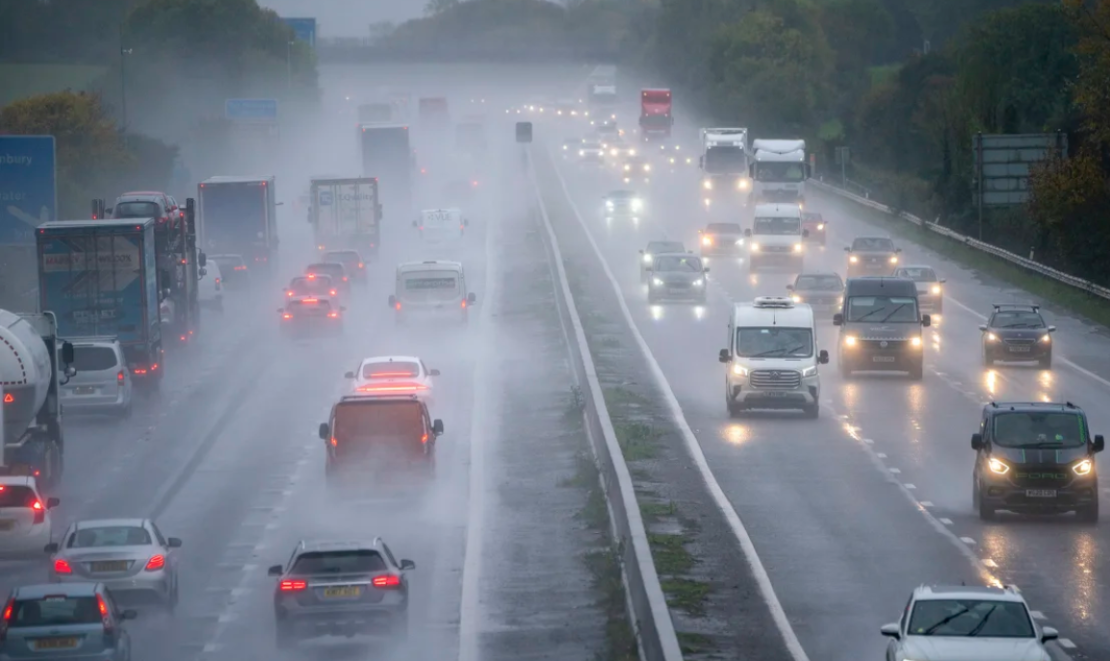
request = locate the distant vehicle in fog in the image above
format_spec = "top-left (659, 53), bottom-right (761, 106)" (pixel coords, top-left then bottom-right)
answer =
top-left (278, 296), bottom-right (345, 337)
top-left (285, 275), bottom-right (339, 303)
top-left (60, 338), bottom-right (132, 417)
top-left (207, 254), bottom-right (250, 288)
top-left (321, 250), bottom-right (367, 284)
top-left (360, 124), bottom-right (412, 215)
top-left (699, 222), bottom-right (744, 257)
top-left (346, 355), bottom-right (438, 406)
top-left (415, 208), bottom-right (468, 244)
top-left (305, 263), bottom-right (350, 296)
top-left (645, 253), bottom-right (708, 304)
top-left (388, 260), bottom-right (475, 326)
top-left (786, 272), bottom-right (844, 313)
top-left (602, 190), bottom-right (644, 222)
top-left (197, 260), bottom-right (223, 311)
top-left (844, 236), bottom-right (901, 277)
top-left (801, 211), bottom-right (826, 245)
top-left (639, 241), bottom-right (686, 281)
top-left (308, 177), bottom-right (382, 259)
top-left (198, 176), bottom-right (278, 274)
top-left (892, 265), bottom-right (945, 313)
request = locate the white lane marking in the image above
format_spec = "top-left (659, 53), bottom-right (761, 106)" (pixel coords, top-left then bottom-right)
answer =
top-left (548, 145), bottom-right (812, 661)
top-left (982, 558), bottom-right (998, 568)
top-left (959, 537), bottom-right (976, 545)
top-left (1031, 610), bottom-right (1046, 620)
top-left (1059, 638), bottom-right (1076, 649)
top-left (862, 438), bottom-right (874, 444)
top-left (904, 484), bottom-right (916, 489)
top-left (876, 452), bottom-right (887, 459)
top-left (939, 518), bottom-right (954, 525)
top-left (889, 467), bottom-right (901, 474)
top-left (457, 173), bottom-right (502, 661)
top-left (919, 501), bottom-right (934, 507)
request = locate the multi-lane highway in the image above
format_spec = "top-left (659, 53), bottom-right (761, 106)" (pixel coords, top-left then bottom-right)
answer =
top-left (0, 65), bottom-right (611, 661)
top-left (532, 102), bottom-right (1110, 661)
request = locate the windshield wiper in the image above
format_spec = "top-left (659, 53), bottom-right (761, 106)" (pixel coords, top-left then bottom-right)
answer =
top-left (1017, 441), bottom-right (1067, 448)
top-left (966, 605), bottom-right (996, 637)
top-left (853, 307), bottom-right (890, 322)
top-left (879, 304), bottom-right (909, 323)
top-left (923, 606), bottom-right (970, 635)
top-left (748, 345), bottom-right (806, 358)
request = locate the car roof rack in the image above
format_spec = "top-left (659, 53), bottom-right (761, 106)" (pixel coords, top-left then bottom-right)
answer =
top-left (752, 296), bottom-right (794, 309)
top-left (992, 303), bottom-right (1039, 312)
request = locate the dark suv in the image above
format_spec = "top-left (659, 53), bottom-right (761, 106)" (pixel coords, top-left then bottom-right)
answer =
top-left (972, 401), bottom-right (1104, 522)
top-left (318, 395), bottom-right (443, 479)
top-left (833, 277), bottom-right (931, 379)
top-left (269, 538), bottom-right (415, 646)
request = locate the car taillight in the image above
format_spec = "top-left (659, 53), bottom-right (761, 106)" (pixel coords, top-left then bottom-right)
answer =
top-left (358, 262), bottom-right (364, 269)
top-left (53, 559), bottom-right (72, 574)
top-left (329, 289), bottom-right (337, 296)
top-left (421, 433), bottom-right (428, 444)
top-left (342, 276), bottom-right (348, 282)
top-left (132, 367), bottom-right (147, 375)
top-left (1, 596), bottom-right (13, 640)
top-left (394, 302), bottom-right (401, 310)
top-left (372, 574), bottom-right (402, 588)
top-left (96, 593), bottom-right (112, 633)
top-left (145, 555), bottom-right (165, 571)
top-left (31, 500), bottom-right (44, 525)
top-left (461, 300), bottom-right (467, 308)
top-left (328, 311), bottom-right (339, 318)
top-left (282, 313), bottom-right (292, 320)
top-left (280, 580), bottom-right (307, 591)
top-left (117, 370), bottom-right (125, 384)
top-left (234, 265), bottom-right (247, 271)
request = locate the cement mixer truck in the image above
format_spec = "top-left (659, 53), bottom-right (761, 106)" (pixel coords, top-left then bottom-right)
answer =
top-left (0, 311), bottom-right (74, 489)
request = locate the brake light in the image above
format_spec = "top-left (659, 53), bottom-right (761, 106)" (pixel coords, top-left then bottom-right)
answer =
top-left (358, 262), bottom-right (364, 269)
top-left (394, 302), bottom-right (401, 310)
top-left (145, 555), bottom-right (165, 571)
top-left (31, 500), bottom-right (44, 525)
top-left (117, 370), bottom-right (125, 384)
top-left (151, 363), bottom-right (158, 371)
top-left (329, 289), bottom-right (337, 296)
top-left (234, 265), bottom-right (247, 271)
top-left (132, 368), bottom-right (147, 375)
top-left (421, 433), bottom-right (428, 444)
top-left (1, 596), bottom-right (13, 640)
top-left (53, 558), bottom-right (72, 574)
top-left (280, 580), bottom-right (307, 591)
top-left (342, 276), bottom-right (348, 282)
top-left (96, 593), bottom-right (112, 633)
top-left (369, 372), bottom-right (416, 378)
top-left (461, 300), bottom-right (467, 308)
top-left (372, 574), bottom-right (402, 588)
top-left (307, 273), bottom-right (316, 279)
top-left (330, 437), bottom-right (337, 447)
top-left (282, 313), bottom-right (292, 320)
top-left (302, 298), bottom-right (318, 303)
top-left (328, 311), bottom-right (339, 318)
top-left (355, 383), bottom-right (427, 393)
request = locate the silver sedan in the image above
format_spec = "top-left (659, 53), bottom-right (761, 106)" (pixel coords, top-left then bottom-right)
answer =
top-left (46, 518), bottom-right (182, 612)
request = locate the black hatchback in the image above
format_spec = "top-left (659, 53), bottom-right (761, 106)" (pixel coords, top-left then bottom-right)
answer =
top-left (972, 401), bottom-right (1104, 522)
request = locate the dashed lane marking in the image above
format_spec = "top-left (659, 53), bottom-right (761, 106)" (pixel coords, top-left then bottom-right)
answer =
top-left (939, 518), bottom-right (954, 525)
top-left (1059, 639), bottom-right (1077, 649)
top-left (919, 501), bottom-right (934, 507)
top-left (959, 537), bottom-right (976, 545)
top-left (982, 559), bottom-right (998, 568)
top-left (888, 467), bottom-right (901, 474)
top-left (904, 484), bottom-right (916, 490)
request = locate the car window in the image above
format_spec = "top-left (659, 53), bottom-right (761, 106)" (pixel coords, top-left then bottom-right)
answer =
top-left (647, 242), bottom-right (684, 253)
top-left (10, 596), bottom-right (103, 628)
top-left (707, 224), bottom-right (741, 233)
top-left (288, 276), bottom-right (334, 295)
top-left (362, 361), bottom-right (420, 379)
top-left (992, 411), bottom-right (1086, 449)
top-left (68, 526), bottom-right (152, 548)
top-left (113, 201), bottom-right (161, 218)
top-left (735, 327), bottom-right (814, 358)
top-left (71, 346), bottom-right (119, 372)
top-left (989, 310), bottom-right (1044, 328)
top-left (907, 599), bottom-right (1033, 638)
top-left (0, 486), bottom-right (39, 509)
top-left (654, 256), bottom-right (702, 272)
top-left (795, 275), bottom-right (843, 291)
top-left (846, 296), bottom-right (918, 323)
top-left (852, 237), bottom-right (895, 251)
top-left (896, 268), bottom-right (937, 281)
top-left (292, 550), bottom-right (386, 574)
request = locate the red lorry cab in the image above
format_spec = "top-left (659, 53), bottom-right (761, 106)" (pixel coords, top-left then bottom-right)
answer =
top-left (639, 89), bottom-right (673, 139)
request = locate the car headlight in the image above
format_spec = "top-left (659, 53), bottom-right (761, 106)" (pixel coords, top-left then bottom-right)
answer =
top-left (738, 178), bottom-right (751, 190)
top-left (986, 332), bottom-right (998, 342)
top-left (703, 180), bottom-right (713, 190)
top-left (644, 164), bottom-right (651, 171)
top-left (793, 243), bottom-right (803, 252)
top-left (988, 457), bottom-right (1010, 475)
top-left (579, 150), bottom-right (585, 156)
top-left (611, 149), bottom-right (619, 156)
top-left (791, 295), bottom-right (801, 303)
top-left (750, 242), bottom-right (760, 252)
top-left (849, 255), bottom-right (858, 263)
top-left (702, 236), bottom-right (712, 245)
top-left (931, 285), bottom-right (941, 295)
top-left (1074, 459), bottom-right (1094, 476)
top-left (686, 157), bottom-right (692, 164)
top-left (652, 278), bottom-right (664, 286)
top-left (802, 365), bottom-right (817, 377)
top-left (563, 145), bottom-right (568, 150)
top-left (606, 201), bottom-right (614, 208)
top-left (911, 336), bottom-right (922, 348)
top-left (624, 164), bottom-right (631, 171)
top-left (844, 335), bottom-right (857, 347)
top-left (631, 199), bottom-right (643, 209)
top-left (643, 254), bottom-right (652, 263)
top-left (890, 256), bottom-right (899, 263)
top-left (669, 157), bottom-right (675, 164)
top-left (817, 223), bottom-right (825, 230)
top-left (1041, 333), bottom-right (1052, 343)
top-left (629, 149), bottom-right (636, 156)
top-left (731, 364), bottom-right (749, 377)
top-left (735, 239), bottom-right (744, 246)
top-left (693, 279), bottom-right (704, 286)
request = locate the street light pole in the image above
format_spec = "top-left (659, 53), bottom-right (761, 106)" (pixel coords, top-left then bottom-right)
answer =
top-left (286, 41), bottom-right (293, 91)
top-left (120, 24), bottom-right (133, 142)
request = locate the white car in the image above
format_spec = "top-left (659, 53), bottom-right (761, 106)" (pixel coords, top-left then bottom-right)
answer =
top-left (0, 476), bottom-right (59, 558)
top-left (345, 356), bottom-right (439, 405)
top-left (882, 584), bottom-right (1058, 661)
top-left (198, 259), bottom-right (224, 310)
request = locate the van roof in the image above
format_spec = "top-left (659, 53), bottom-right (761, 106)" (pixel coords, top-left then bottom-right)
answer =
top-left (732, 300), bottom-right (814, 327)
top-left (753, 203), bottom-right (802, 218)
top-left (397, 260), bottom-right (463, 273)
top-left (844, 277), bottom-right (918, 296)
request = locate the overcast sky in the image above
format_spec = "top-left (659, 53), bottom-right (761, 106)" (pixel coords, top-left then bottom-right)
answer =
top-left (257, 0), bottom-right (425, 37)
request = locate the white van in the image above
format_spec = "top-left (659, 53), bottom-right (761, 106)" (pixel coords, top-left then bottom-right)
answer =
top-left (415, 208), bottom-right (469, 244)
top-left (388, 260), bottom-right (476, 325)
top-left (60, 337), bottom-right (132, 417)
top-left (718, 297), bottom-right (828, 418)
top-left (745, 203), bottom-right (807, 272)
top-left (198, 260), bottom-right (224, 310)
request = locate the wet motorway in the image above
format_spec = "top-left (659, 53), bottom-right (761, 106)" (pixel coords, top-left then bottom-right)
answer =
top-left (0, 65), bottom-right (607, 661)
top-left (532, 101), bottom-right (1110, 661)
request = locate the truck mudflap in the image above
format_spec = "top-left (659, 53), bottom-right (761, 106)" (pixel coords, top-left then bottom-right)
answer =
top-left (3, 437), bottom-right (62, 489)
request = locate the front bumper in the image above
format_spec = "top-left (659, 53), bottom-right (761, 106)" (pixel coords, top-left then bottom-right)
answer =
top-left (840, 344), bottom-right (923, 372)
top-left (728, 378), bottom-right (819, 409)
top-left (985, 340), bottom-right (1051, 360)
top-left (980, 474), bottom-right (1097, 514)
top-left (846, 260), bottom-right (896, 277)
top-left (802, 227), bottom-right (826, 244)
top-left (700, 242), bottom-right (744, 256)
top-left (749, 251), bottom-right (803, 268)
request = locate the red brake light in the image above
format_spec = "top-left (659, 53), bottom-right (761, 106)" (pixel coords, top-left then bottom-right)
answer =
top-left (53, 559), bottom-right (72, 574)
top-left (282, 313), bottom-right (292, 320)
top-left (372, 574), bottom-right (402, 588)
top-left (328, 311), bottom-right (339, 318)
top-left (369, 372), bottom-right (416, 378)
top-left (96, 593), bottom-right (112, 633)
top-left (421, 433), bottom-right (428, 444)
top-left (394, 302), bottom-right (401, 310)
top-left (356, 383), bottom-right (427, 393)
top-left (2, 393), bottom-right (11, 404)
top-left (31, 500), bottom-right (44, 525)
top-left (358, 262), bottom-right (364, 268)
top-left (342, 276), bottom-right (348, 282)
top-left (287, 291), bottom-right (294, 296)
top-left (307, 273), bottom-right (316, 279)
top-left (145, 555), bottom-right (165, 571)
top-left (234, 265), bottom-right (247, 271)
top-left (280, 580), bottom-right (307, 591)
top-left (329, 289), bottom-right (337, 296)
top-left (117, 370), bottom-right (125, 384)
top-left (302, 298), bottom-right (318, 303)
top-left (31, 501), bottom-right (42, 511)
top-left (461, 300), bottom-right (467, 308)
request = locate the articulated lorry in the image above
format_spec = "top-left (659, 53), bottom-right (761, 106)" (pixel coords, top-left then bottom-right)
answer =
top-left (37, 218), bottom-right (163, 391)
top-left (1, 310), bottom-right (74, 488)
top-left (358, 103), bottom-right (394, 124)
top-left (699, 128), bottom-right (752, 207)
top-left (639, 88), bottom-right (673, 141)
top-left (750, 139), bottom-right (809, 205)
top-left (198, 176), bottom-right (279, 275)
top-left (361, 124), bottom-right (413, 217)
top-left (308, 177), bottom-right (383, 257)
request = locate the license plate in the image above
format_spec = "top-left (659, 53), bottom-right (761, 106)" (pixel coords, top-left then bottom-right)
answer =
top-left (74, 386), bottom-right (96, 395)
top-left (872, 356), bottom-right (897, 363)
top-left (323, 586), bottom-right (361, 598)
top-left (34, 638), bottom-right (78, 650)
top-left (91, 561), bottom-right (129, 572)
top-left (1026, 489), bottom-right (1057, 498)
top-left (1008, 346), bottom-right (1031, 352)
top-left (761, 391), bottom-right (788, 397)
top-left (0, 520), bottom-right (13, 531)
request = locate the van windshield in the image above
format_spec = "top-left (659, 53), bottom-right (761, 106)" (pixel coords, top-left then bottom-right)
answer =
top-left (735, 328), bottom-right (814, 358)
top-left (795, 275), bottom-right (842, 291)
top-left (992, 412), bottom-right (1086, 449)
top-left (846, 296), bottom-right (918, 323)
top-left (401, 272), bottom-right (460, 301)
top-left (753, 217), bottom-right (801, 235)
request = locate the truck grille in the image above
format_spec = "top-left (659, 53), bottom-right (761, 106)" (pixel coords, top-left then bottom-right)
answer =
top-left (762, 245), bottom-right (791, 253)
top-left (1010, 470), bottom-right (1070, 488)
top-left (750, 370), bottom-right (801, 390)
top-left (861, 339), bottom-right (907, 351)
top-left (760, 189), bottom-right (800, 202)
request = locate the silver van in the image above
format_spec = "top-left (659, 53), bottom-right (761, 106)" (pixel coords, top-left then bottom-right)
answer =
top-left (61, 338), bottom-right (132, 417)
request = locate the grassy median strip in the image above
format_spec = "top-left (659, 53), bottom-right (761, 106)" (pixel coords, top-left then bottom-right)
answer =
top-left (823, 190), bottom-right (1110, 328)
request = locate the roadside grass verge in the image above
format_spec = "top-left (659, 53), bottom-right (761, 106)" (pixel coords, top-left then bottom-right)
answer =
top-left (819, 189), bottom-right (1110, 328)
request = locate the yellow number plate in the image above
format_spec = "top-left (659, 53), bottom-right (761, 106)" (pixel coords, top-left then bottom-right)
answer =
top-left (323, 586), bottom-right (361, 598)
top-left (35, 638), bottom-right (78, 650)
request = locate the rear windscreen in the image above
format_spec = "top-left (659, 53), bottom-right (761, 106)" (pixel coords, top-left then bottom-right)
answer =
top-left (289, 277), bottom-right (333, 294)
top-left (363, 361), bottom-right (420, 379)
top-left (113, 201), bottom-right (160, 218)
top-left (67, 526), bottom-right (151, 548)
top-left (10, 596), bottom-right (102, 627)
top-left (334, 402), bottom-right (425, 443)
top-left (401, 273), bottom-right (459, 301)
top-left (292, 550), bottom-right (386, 575)
top-left (72, 346), bottom-right (118, 372)
top-left (324, 252), bottom-right (359, 263)
top-left (307, 264), bottom-right (344, 279)
top-left (0, 486), bottom-right (37, 509)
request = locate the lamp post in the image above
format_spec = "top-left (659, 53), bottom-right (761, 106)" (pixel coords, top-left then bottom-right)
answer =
top-left (120, 24), bottom-right (133, 142)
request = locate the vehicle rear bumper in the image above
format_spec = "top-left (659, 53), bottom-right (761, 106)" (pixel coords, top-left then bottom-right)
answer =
top-left (1, 652), bottom-right (120, 661)
top-left (61, 390), bottom-right (129, 413)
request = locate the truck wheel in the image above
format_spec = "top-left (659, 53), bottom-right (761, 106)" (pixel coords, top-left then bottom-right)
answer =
top-left (802, 403), bottom-right (820, 419)
top-left (909, 362), bottom-right (924, 380)
top-left (1039, 354), bottom-right (1052, 369)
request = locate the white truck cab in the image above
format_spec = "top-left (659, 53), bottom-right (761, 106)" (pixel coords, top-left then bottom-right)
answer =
top-left (415, 208), bottom-right (468, 243)
top-left (750, 139), bottom-right (809, 206)
top-left (699, 128), bottom-right (751, 207)
top-left (719, 296), bottom-right (829, 418)
top-left (745, 203), bottom-right (807, 272)
top-left (388, 260), bottom-right (476, 325)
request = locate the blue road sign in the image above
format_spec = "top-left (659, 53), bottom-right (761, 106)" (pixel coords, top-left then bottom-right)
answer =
top-left (225, 98), bottom-right (278, 123)
top-left (0, 136), bottom-right (57, 245)
top-left (282, 17), bottom-right (316, 48)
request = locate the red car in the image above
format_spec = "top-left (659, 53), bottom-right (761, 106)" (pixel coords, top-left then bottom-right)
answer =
top-left (802, 212), bottom-right (826, 245)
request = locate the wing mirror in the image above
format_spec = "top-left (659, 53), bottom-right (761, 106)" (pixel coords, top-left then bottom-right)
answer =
top-left (703, 267), bottom-right (710, 273)
top-left (46, 497), bottom-right (59, 509)
top-left (785, 284), bottom-right (794, 291)
top-left (1093, 434), bottom-right (1105, 453)
top-left (318, 423), bottom-right (330, 441)
top-left (1048, 326), bottom-right (1057, 333)
top-left (344, 371), bottom-right (355, 379)
top-left (1041, 626), bottom-right (1059, 643)
top-left (818, 350), bottom-right (829, 365)
top-left (971, 433), bottom-right (984, 450)
top-left (467, 292), bottom-right (476, 304)
top-left (121, 609), bottom-right (138, 620)
top-left (718, 349), bottom-right (730, 363)
top-left (388, 295), bottom-right (397, 307)
top-left (833, 313), bottom-right (844, 326)
top-left (638, 249), bottom-right (644, 254)
top-left (167, 537), bottom-right (183, 548)
top-left (801, 229), bottom-right (810, 237)
top-left (895, 247), bottom-right (902, 253)
top-left (268, 565), bottom-right (283, 576)
top-left (978, 324), bottom-right (988, 332)
top-left (939, 278), bottom-right (946, 283)
top-left (880, 623), bottom-right (900, 639)
top-left (843, 246), bottom-right (851, 252)
top-left (61, 341), bottom-right (75, 365)
top-left (44, 542), bottom-right (58, 554)
top-left (198, 251), bottom-right (207, 267)
top-left (412, 220), bottom-right (418, 228)
top-left (432, 419), bottom-right (445, 435)
top-left (400, 559), bottom-right (416, 570)
top-left (921, 314), bottom-right (931, 327)
top-left (199, 268), bottom-right (207, 277)
top-left (743, 228), bottom-right (752, 237)
top-left (430, 369), bottom-right (441, 376)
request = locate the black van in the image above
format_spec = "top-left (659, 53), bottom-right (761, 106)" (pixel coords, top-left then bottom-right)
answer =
top-left (833, 277), bottom-right (931, 379)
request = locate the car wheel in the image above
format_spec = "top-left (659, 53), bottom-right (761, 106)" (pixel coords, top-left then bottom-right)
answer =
top-left (802, 403), bottom-right (819, 419)
top-left (974, 481), bottom-right (995, 521)
top-left (1039, 354), bottom-right (1052, 369)
top-left (983, 349), bottom-right (994, 367)
top-left (909, 362), bottom-right (924, 380)
top-left (726, 396), bottom-right (742, 418)
top-left (1077, 497), bottom-right (1099, 524)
